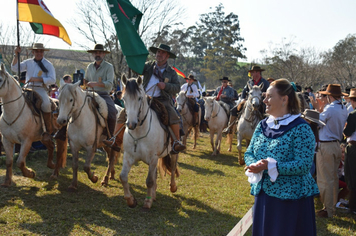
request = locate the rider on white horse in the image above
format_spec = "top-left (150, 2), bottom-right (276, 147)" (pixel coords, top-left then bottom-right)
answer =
top-left (104, 43), bottom-right (186, 153)
top-left (180, 74), bottom-right (200, 126)
top-left (83, 44), bottom-right (118, 142)
top-left (223, 65), bottom-right (269, 135)
top-left (11, 43), bottom-right (56, 141)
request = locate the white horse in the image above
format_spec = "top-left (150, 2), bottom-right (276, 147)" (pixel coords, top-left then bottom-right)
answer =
top-left (0, 63), bottom-right (67, 187)
top-left (56, 80), bottom-right (121, 190)
top-left (120, 75), bottom-right (179, 209)
top-left (176, 91), bottom-right (201, 149)
top-left (203, 96), bottom-right (229, 156)
top-left (236, 84), bottom-right (264, 165)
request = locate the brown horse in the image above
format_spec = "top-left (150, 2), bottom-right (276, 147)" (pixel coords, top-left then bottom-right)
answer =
top-left (0, 63), bottom-right (67, 187)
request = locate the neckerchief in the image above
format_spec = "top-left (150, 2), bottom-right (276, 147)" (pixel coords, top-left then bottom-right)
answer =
top-left (153, 63), bottom-right (167, 82)
top-left (34, 58), bottom-right (48, 73)
top-left (216, 86), bottom-right (225, 101)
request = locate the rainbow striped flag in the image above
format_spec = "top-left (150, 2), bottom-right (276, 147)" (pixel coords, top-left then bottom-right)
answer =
top-left (18, 0), bottom-right (72, 45)
top-left (172, 65), bottom-right (186, 78)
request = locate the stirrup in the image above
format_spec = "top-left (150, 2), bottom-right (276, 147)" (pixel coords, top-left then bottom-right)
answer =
top-left (171, 140), bottom-right (185, 154)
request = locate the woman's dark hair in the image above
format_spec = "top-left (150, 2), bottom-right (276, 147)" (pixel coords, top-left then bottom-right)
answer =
top-left (270, 78), bottom-right (300, 115)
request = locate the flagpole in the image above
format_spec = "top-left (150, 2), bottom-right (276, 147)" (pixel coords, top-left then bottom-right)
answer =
top-left (16, 0), bottom-right (20, 77)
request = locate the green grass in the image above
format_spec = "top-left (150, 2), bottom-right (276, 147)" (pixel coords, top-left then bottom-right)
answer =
top-left (0, 133), bottom-right (355, 235)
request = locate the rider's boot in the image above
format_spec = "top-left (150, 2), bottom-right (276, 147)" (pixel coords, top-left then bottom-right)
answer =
top-left (170, 123), bottom-right (186, 153)
top-left (222, 115), bottom-right (237, 135)
top-left (42, 112), bottom-right (53, 142)
top-left (103, 122), bottom-right (125, 152)
top-left (53, 125), bottom-right (67, 141)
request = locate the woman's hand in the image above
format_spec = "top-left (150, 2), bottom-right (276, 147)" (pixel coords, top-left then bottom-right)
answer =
top-left (244, 159), bottom-right (268, 173)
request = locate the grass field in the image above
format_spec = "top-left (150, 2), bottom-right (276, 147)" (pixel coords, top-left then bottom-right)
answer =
top-left (0, 133), bottom-right (355, 235)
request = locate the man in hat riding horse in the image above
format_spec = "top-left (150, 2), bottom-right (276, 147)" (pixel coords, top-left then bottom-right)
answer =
top-left (223, 65), bottom-right (269, 135)
top-left (104, 43), bottom-right (185, 153)
top-left (180, 74), bottom-right (200, 126)
top-left (84, 44), bottom-right (118, 143)
top-left (213, 76), bottom-right (236, 109)
top-left (12, 43), bottom-right (56, 141)
top-left (316, 84), bottom-right (348, 218)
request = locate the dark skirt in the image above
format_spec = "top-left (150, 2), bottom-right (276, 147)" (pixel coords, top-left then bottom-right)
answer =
top-left (252, 190), bottom-right (317, 236)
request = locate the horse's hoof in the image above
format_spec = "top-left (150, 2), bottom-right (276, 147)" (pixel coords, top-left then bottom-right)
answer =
top-left (239, 160), bottom-right (245, 165)
top-left (101, 176), bottom-right (109, 186)
top-left (68, 185), bottom-right (77, 192)
top-left (227, 148), bottom-right (231, 152)
top-left (50, 174), bottom-right (58, 180)
top-left (91, 175), bottom-right (98, 183)
top-left (143, 199), bottom-right (153, 209)
top-left (1, 182), bottom-right (11, 187)
top-left (30, 171), bottom-right (36, 179)
top-left (127, 197), bottom-right (137, 208)
top-left (47, 162), bottom-right (55, 169)
top-left (170, 184), bottom-right (177, 193)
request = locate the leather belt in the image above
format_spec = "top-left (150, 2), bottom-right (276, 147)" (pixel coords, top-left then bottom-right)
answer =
top-left (348, 140), bottom-right (356, 146)
top-left (319, 140), bottom-right (338, 143)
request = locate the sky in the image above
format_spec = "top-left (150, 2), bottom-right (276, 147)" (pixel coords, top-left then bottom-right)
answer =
top-left (1, 0), bottom-right (356, 62)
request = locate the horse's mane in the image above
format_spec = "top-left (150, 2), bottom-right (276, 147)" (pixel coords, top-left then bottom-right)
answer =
top-left (1, 67), bottom-right (21, 87)
top-left (125, 79), bottom-right (141, 98)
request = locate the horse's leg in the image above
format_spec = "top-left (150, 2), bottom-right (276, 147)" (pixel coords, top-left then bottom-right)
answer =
top-left (169, 153), bottom-right (178, 193)
top-left (101, 148), bottom-right (119, 186)
top-left (51, 137), bottom-right (68, 179)
top-left (83, 147), bottom-right (98, 184)
top-left (41, 136), bottom-right (55, 169)
top-left (1, 138), bottom-right (14, 187)
top-left (120, 153), bottom-right (137, 208)
top-left (237, 134), bottom-right (245, 166)
top-left (193, 126), bottom-right (198, 149)
top-left (227, 133), bottom-right (232, 152)
top-left (16, 140), bottom-right (36, 179)
top-left (209, 129), bottom-right (215, 154)
top-left (68, 145), bottom-right (80, 191)
top-left (143, 157), bottom-right (159, 209)
top-left (216, 131), bottom-right (222, 155)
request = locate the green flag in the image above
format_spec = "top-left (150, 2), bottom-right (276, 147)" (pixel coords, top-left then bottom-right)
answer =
top-left (107, 0), bottom-right (148, 74)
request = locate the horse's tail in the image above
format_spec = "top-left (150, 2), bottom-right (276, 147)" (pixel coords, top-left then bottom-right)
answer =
top-left (158, 155), bottom-right (180, 178)
top-left (56, 139), bottom-right (68, 168)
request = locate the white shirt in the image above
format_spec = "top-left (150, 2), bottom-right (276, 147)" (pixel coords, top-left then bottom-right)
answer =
top-left (11, 57), bottom-right (56, 87)
top-left (145, 69), bottom-right (164, 97)
top-left (181, 83), bottom-right (199, 98)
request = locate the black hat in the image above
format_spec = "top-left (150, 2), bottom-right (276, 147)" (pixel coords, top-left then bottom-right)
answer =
top-left (87, 44), bottom-right (110, 53)
top-left (149, 43), bottom-right (176, 59)
top-left (219, 76), bottom-right (231, 82)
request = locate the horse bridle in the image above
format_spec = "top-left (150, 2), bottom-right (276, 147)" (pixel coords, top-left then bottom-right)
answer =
top-left (176, 94), bottom-right (188, 116)
top-left (207, 100), bottom-right (220, 119)
top-left (60, 84), bottom-right (87, 124)
top-left (244, 95), bottom-right (263, 123)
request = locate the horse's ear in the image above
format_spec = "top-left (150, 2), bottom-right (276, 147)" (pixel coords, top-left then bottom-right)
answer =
top-left (59, 78), bottom-right (65, 88)
top-left (213, 96), bottom-right (217, 100)
top-left (122, 74), bottom-right (127, 87)
top-left (73, 80), bottom-right (81, 88)
top-left (247, 83), bottom-right (252, 91)
top-left (259, 82), bottom-right (264, 90)
top-left (137, 76), bottom-right (142, 86)
top-left (0, 63), bottom-right (5, 73)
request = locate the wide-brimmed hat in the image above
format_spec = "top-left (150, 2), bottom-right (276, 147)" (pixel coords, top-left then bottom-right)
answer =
top-left (87, 44), bottom-right (110, 53)
top-left (348, 88), bottom-right (356, 98)
top-left (188, 74), bottom-right (197, 81)
top-left (301, 109), bottom-right (325, 126)
top-left (319, 84), bottom-right (348, 97)
top-left (267, 77), bottom-right (275, 82)
top-left (248, 65), bottom-right (265, 72)
top-left (305, 86), bottom-right (313, 92)
top-left (149, 43), bottom-right (176, 59)
top-left (29, 43), bottom-right (49, 51)
top-left (219, 76), bottom-right (231, 82)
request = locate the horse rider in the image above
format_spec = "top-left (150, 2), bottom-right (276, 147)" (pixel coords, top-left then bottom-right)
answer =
top-left (11, 43), bottom-right (56, 141)
top-left (104, 43), bottom-right (186, 153)
top-left (213, 76), bottom-right (236, 114)
top-left (84, 44), bottom-right (118, 143)
top-left (180, 74), bottom-right (200, 126)
top-left (223, 65), bottom-right (269, 135)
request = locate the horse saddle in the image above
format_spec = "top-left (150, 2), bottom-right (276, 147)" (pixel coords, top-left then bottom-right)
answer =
top-left (23, 88), bottom-right (57, 116)
top-left (147, 97), bottom-right (169, 127)
top-left (217, 101), bottom-right (230, 117)
top-left (187, 98), bottom-right (199, 115)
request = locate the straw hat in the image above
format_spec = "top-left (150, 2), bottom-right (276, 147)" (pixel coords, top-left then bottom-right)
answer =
top-left (319, 84), bottom-right (348, 97)
top-left (301, 109), bottom-right (325, 126)
top-left (87, 44), bottom-right (110, 53)
top-left (149, 43), bottom-right (176, 59)
top-left (29, 43), bottom-right (49, 51)
top-left (348, 88), bottom-right (356, 98)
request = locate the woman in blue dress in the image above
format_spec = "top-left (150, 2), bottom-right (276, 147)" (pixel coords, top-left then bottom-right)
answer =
top-left (244, 78), bottom-right (319, 236)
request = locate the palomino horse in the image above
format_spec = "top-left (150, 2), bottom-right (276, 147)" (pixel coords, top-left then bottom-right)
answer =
top-left (203, 96), bottom-right (229, 156)
top-left (236, 84), bottom-right (264, 165)
top-left (120, 75), bottom-right (179, 209)
top-left (0, 63), bottom-right (67, 187)
top-left (176, 91), bottom-right (201, 149)
top-left (56, 80), bottom-right (121, 190)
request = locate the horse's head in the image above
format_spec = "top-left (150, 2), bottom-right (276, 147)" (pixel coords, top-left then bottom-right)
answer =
top-left (248, 85), bottom-right (263, 110)
top-left (176, 91), bottom-right (187, 113)
top-left (122, 74), bottom-right (145, 130)
top-left (57, 80), bottom-right (82, 125)
top-left (203, 96), bottom-right (216, 122)
top-left (0, 63), bottom-right (16, 97)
